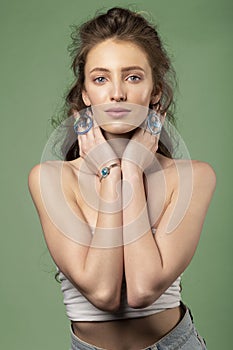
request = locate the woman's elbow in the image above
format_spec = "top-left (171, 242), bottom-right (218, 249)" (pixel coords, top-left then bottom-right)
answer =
top-left (127, 283), bottom-right (164, 309)
top-left (127, 290), bottom-right (155, 309)
top-left (92, 288), bottom-right (121, 312)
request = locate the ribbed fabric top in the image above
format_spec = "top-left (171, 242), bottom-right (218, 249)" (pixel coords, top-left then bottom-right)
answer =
top-left (57, 228), bottom-right (181, 321)
top-left (58, 272), bottom-right (181, 321)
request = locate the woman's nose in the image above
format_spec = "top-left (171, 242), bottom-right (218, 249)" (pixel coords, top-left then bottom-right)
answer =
top-left (110, 82), bottom-right (127, 102)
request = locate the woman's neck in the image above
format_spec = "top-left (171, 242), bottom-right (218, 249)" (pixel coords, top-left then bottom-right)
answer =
top-left (102, 130), bottom-right (134, 158)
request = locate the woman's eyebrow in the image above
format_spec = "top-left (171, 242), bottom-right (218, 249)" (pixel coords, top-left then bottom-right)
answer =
top-left (121, 66), bottom-right (145, 73)
top-left (89, 67), bottom-right (109, 73)
top-left (89, 66), bottom-right (145, 74)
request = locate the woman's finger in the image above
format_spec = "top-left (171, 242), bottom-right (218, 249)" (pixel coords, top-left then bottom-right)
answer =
top-left (93, 124), bottom-right (106, 144)
top-left (77, 134), bottom-right (83, 157)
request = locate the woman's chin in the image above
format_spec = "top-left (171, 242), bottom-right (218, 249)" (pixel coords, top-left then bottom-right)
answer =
top-left (100, 123), bottom-right (138, 136)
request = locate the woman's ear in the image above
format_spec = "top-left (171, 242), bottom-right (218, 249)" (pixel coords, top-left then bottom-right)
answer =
top-left (82, 89), bottom-right (91, 106)
top-left (150, 89), bottom-right (162, 106)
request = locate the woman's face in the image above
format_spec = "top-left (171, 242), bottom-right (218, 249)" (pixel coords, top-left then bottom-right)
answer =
top-left (82, 39), bottom-right (159, 134)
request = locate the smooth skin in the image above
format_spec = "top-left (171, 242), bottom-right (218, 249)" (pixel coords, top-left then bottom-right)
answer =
top-left (28, 39), bottom-right (216, 349)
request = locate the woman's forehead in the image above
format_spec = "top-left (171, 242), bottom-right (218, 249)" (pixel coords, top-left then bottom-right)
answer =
top-left (85, 39), bottom-right (151, 72)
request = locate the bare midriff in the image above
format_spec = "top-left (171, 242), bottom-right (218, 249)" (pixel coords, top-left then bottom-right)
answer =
top-left (71, 305), bottom-right (184, 350)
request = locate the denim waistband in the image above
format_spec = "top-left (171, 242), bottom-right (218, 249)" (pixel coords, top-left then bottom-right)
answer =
top-left (70, 302), bottom-right (206, 350)
top-left (148, 302), bottom-right (194, 349)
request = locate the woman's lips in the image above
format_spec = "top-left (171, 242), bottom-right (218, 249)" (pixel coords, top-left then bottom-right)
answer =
top-left (104, 107), bottom-right (131, 118)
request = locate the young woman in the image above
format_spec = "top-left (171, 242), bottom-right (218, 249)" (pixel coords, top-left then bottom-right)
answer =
top-left (28, 7), bottom-right (216, 350)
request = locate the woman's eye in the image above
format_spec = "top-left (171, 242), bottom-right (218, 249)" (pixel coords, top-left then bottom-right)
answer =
top-left (94, 76), bottom-right (107, 84)
top-left (127, 75), bottom-right (141, 82)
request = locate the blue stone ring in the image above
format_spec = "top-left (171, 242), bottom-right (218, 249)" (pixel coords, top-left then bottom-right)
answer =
top-left (147, 111), bottom-right (162, 135)
top-left (99, 163), bottom-right (120, 182)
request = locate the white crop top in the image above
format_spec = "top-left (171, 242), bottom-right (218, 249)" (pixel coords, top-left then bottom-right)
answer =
top-left (57, 229), bottom-right (181, 322)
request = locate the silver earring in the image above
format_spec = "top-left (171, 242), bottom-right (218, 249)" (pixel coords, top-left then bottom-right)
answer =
top-left (147, 111), bottom-right (162, 135)
top-left (73, 109), bottom-right (93, 135)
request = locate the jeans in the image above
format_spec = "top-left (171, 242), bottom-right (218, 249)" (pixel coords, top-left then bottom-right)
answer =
top-left (70, 302), bottom-right (207, 350)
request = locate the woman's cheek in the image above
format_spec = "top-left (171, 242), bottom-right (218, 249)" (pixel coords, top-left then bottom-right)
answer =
top-left (132, 89), bottom-right (152, 106)
top-left (88, 87), bottom-right (109, 105)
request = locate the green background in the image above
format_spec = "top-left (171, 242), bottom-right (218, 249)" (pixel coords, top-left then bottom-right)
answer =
top-left (1, 0), bottom-right (232, 348)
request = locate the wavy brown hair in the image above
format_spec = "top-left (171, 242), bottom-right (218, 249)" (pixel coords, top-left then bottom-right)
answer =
top-left (54, 7), bottom-right (177, 160)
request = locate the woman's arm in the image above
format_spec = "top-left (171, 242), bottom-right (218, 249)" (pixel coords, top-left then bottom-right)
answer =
top-left (122, 133), bottom-right (216, 309)
top-left (28, 152), bottom-right (123, 311)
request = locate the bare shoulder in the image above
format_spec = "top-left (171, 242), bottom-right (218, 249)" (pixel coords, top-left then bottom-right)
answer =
top-left (158, 154), bottom-right (216, 182)
top-left (191, 160), bottom-right (216, 185)
top-left (154, 155), bottom-right (217, 200)
top-left (28, 160), bottom-right (78, 198)
top-left (175, 159), bottom-right (216, 188)
top-left (152, 157), bottom-right (217, 235)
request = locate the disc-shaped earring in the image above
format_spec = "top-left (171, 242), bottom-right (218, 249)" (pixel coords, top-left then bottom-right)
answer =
top-left (147, 111), bottom-right (162, 135)
top-left (73, 111), bottom-right (93, 135)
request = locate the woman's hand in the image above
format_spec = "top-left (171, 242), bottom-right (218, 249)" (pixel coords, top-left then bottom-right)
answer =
top-left (122, 122), bottom-right (160, 173)
top-left (76, 113), bottom-right (119, 177)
